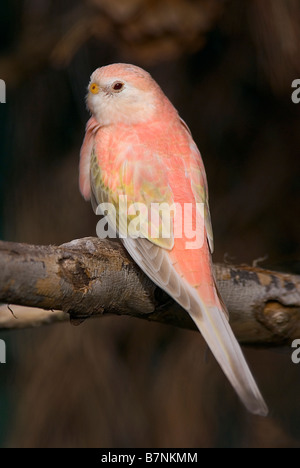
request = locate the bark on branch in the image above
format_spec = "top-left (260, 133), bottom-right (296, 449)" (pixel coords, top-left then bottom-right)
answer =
top-left (0, 237), bottom-right (299, 344)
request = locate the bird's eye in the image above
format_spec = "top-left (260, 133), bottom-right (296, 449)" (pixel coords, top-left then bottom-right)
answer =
top-left (112, 81), bottom-right (124, 92)
top-left (90, 83), bottom-right (99, 94)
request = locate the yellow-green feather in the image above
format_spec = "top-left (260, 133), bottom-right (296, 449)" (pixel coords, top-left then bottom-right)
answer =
top-left (90, 149), bottom-right (174, 249)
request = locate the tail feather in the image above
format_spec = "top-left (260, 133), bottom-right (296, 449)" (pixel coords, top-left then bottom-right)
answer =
top-left (122, 237), bottom-right (268, 416)
top-left (187, 292), bottom-right (268, 416)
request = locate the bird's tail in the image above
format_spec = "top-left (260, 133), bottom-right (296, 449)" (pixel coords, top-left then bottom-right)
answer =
top-left (122, 236), bottom-right (268, 416)
top-left (186, 289), bottom-right (268, 416)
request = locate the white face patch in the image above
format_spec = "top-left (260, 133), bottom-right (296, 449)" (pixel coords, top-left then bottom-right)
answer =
top-left (87, 77), bottom-right (157, 126)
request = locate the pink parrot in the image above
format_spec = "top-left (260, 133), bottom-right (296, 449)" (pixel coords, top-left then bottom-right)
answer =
top-left (79, 63), bottom-right (268, 416)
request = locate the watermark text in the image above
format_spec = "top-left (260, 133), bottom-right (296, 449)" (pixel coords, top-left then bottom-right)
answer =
top-left (291, 79), bottom-right (300, 104)
top-left (0, 339), bottom-right (6, 364)
top-left (291, 339), bottom-right (300, 364)
top-left (95, 197), bottom-right (205, 250)
top-left (0, 79), bottom-right (6, 104)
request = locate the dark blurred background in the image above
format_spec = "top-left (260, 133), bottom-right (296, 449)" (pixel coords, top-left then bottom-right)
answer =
top-left (0, 0), bottom-right (300, 448)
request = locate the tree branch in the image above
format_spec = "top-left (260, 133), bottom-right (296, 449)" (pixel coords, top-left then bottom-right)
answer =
top-left (0, 237), bottom-right (299, 344)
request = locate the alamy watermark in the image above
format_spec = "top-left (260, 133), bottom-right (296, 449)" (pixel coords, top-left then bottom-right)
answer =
top-left (95, 197), bottom-right (205, 249)
top-left (0, 79), bottom-right (6, 103)
top-left (0, 80), bottom-right (7, 361)
top-left (291, 339), bottom-right (300, 364)
top-left (291, 79), bottom-right (300, 104)
top-left (0, 339), bottom-right (6, 364)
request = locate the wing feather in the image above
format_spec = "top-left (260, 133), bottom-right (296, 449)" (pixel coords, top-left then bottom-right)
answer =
top-left (90, 147), bottom-right (175, 249)
top-left (180, 118), bottom-right (214, 252)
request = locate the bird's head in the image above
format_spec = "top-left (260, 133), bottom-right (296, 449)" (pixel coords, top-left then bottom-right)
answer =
top-left (86, 63), bottom-right (174, 126)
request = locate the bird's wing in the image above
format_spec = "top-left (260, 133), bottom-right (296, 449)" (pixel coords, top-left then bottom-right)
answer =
top-left (79, 117), bottom-right (101, 201)
top-left (179, 118), bottom-right (214, 252)
top-left (90, 132), bottom-right (175, 250)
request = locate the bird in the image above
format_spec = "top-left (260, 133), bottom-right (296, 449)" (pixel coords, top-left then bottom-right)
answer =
top-left (79, 63), bottom-right (268, 416)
